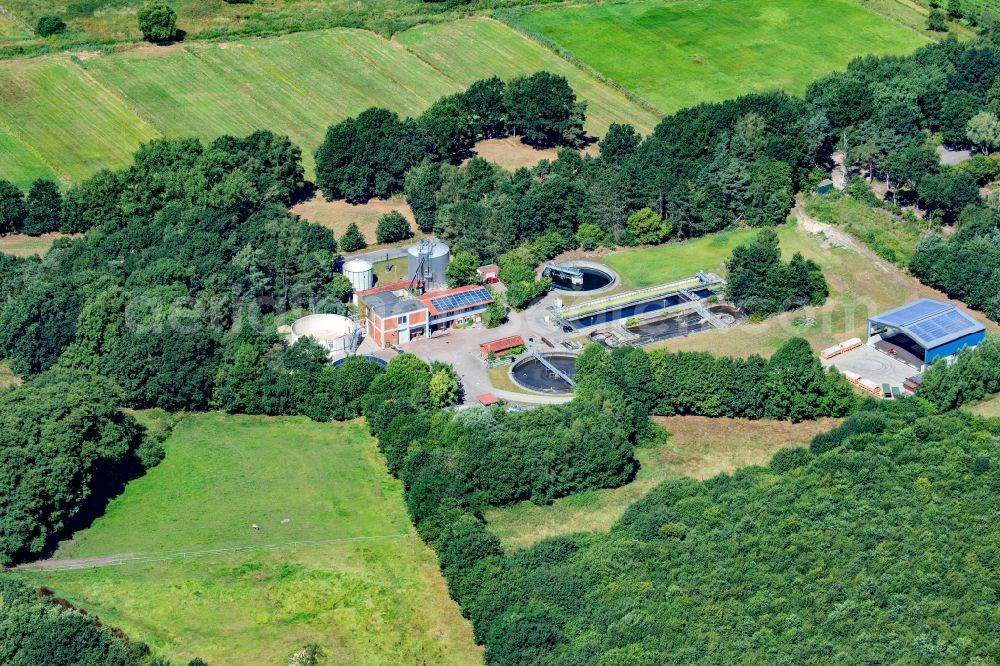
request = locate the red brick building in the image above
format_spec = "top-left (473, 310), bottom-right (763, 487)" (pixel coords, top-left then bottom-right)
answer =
top-left (357, 284), bottom-right (494, 349)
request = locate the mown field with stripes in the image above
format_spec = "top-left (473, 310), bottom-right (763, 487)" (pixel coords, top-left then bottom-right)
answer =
top-left (0, 19), bottom-right (657, 188)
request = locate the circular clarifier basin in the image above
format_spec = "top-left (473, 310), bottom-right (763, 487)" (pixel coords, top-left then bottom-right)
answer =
top-left (550, 267), bottom-right (614, 292)
top-left (511, 353), bottom-right (579, 394)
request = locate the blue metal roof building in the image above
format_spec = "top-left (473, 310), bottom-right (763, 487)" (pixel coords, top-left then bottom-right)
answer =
top-left (867, 298), bottom-right (986, 367)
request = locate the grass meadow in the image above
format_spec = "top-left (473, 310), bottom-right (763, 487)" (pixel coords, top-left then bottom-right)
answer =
top-left (0, 19), bottom-right (656, 188)
top-left (803, 192), bottom-right (927, 265)
top-left (486, 415), bottom-right (840, 550)
top-left (0, 361), bottom-right (20, 389)
top-left (514, 0), bottom-right (929, 114)
top-left (16, 413), bottom-right (480, 665)
top-left (969, 394), bottom-right (1000, 419)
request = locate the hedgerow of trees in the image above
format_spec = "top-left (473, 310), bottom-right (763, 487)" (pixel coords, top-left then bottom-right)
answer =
top-left (575, 337), bottom-right (856, 423)
top-left (909, 206), bottom-right (1000, 321)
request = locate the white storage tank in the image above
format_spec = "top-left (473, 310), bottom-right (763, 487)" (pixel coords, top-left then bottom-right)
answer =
top-left (288, 314), bottom-right (359, 357)
top-left (406, 240), bottom-right (450, 290)
top-left (342, 258), bottom-right (374, 292)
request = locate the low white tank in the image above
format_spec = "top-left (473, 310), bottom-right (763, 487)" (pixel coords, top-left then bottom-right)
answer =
top-left (288, 314), bottom-right (359, 356)
top-left (342, 258), bottom-right (374, 292)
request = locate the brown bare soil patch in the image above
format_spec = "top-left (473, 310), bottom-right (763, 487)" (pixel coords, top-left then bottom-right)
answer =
top-left (465, 137), bottom-right (599, 172)
top-left (291, 195), bottom-right (416, 242)
top-left (0, 233), bottom-right (76, 258)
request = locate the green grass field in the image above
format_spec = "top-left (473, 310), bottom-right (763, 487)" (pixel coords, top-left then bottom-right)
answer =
top-left (0, 126), bottom-right (56, 184)
top-left (803, 192), bottom-right (927, 265)
top-left (395, 17), bottom-right (661, 136)
top-left (486, 415), bottom-right (840, 549)
top-left (16, 413), bottom-right (480, 665)
top-left (514, 0), bottom-right (929, 114)
top-left (0, 56), bottom-right (159, 184)
top-left (601, 228), bottom-right (759, 289)
top-left (0, 20), bottom-right (658, 188)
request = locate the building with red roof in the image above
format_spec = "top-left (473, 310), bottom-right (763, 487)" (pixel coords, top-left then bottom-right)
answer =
top-left (479, 335), bottom-right (525, 360)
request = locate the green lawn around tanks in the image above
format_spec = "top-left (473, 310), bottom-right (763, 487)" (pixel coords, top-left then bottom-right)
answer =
top-left (515, 0), bottom-right (929, 115)
top-left (394, 17), bottom-right (662, 136)
top-left (17, 413), bottom-right (481, 664)
top-left (600, 228), bottom-right (760, 289)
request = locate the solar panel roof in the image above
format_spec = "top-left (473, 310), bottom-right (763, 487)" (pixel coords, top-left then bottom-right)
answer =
top-left (429, 288), bottom-right (491, 313)
top-left (871, 298), bottom-right (951, 327)
top-left (869, 299), bottom-right (985, 349)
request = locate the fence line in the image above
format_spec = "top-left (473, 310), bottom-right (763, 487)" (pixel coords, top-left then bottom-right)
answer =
top-left (24, 533), bottom-right (412, 571)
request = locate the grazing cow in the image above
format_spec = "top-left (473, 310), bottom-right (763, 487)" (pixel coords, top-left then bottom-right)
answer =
top-left (251, 524), bottom-right (260, 531)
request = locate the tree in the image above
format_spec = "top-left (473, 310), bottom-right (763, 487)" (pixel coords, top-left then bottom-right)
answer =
top-left (405, 160), bottom-right (442, 233)
top-left (927, 8), bottom-right (948, 31)
top-left (446, 250), bottom-right (481, 287)
top-left (375, 211), bottom-right (412, 244)
top-left (482, 298), bottom-right (505, 328)
top-left (575, 222), bottom-right (605, 250)
top-left (22, 179), bottom-right (62, 235)
top-left (419, 98), bottom-right (474, 159)
top-left (429, 368), bottom-right (459, 407)
top-left (599, 123), bottom-right (641, 164)
top-left (966, 111), bottom-right (1000, 154)
top-left (948, 0), bottom-right (964, 19)
top-left (0, 369), bottom-right (147, 564)
top-left (137, 3), bottom-right (177, 42)
top-left (0, 179), bottom-right (26, 234)
top-left (461, 76), bottom-right (507, 139)
top-left (314, 108), bottom-right (424, 202)
top-left (505, 72), bottom-right (586, 148)
top-left (624, 207), bottom-right (670, 245)
top-left (35, 15), bottom-right (66, 37)
top-left (339, 222), bottom-right (367, 252)
top-left (0, 578), bottom-right (147, 664)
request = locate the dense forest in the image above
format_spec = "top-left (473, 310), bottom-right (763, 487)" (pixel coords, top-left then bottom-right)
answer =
top-left (455, 403), bottom-right (1000, 665)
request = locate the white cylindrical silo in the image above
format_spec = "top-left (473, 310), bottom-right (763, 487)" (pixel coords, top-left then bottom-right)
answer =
top-left (342, 258), bottom-right (374, 292)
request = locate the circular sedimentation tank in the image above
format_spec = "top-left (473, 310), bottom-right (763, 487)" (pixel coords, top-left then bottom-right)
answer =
top-left (288, 314), bottom-right (358, 356)
top-left (545, 261), bottom-right (618, 294)
top-left (510, 353), bottom-right (579, 394)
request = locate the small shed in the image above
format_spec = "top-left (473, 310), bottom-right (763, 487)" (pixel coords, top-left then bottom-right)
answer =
top-left (477, 264), bottom-right (500, 284)
top-left (477, 393), bottom-right (499, 407)
top-left (480, 335), bottom-right (525, 360)
top-left (816, 179), bottom-right (834, 194)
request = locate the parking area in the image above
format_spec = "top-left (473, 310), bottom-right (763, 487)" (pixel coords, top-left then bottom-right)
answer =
top-left (822, 344), bottom-right (915, 388)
